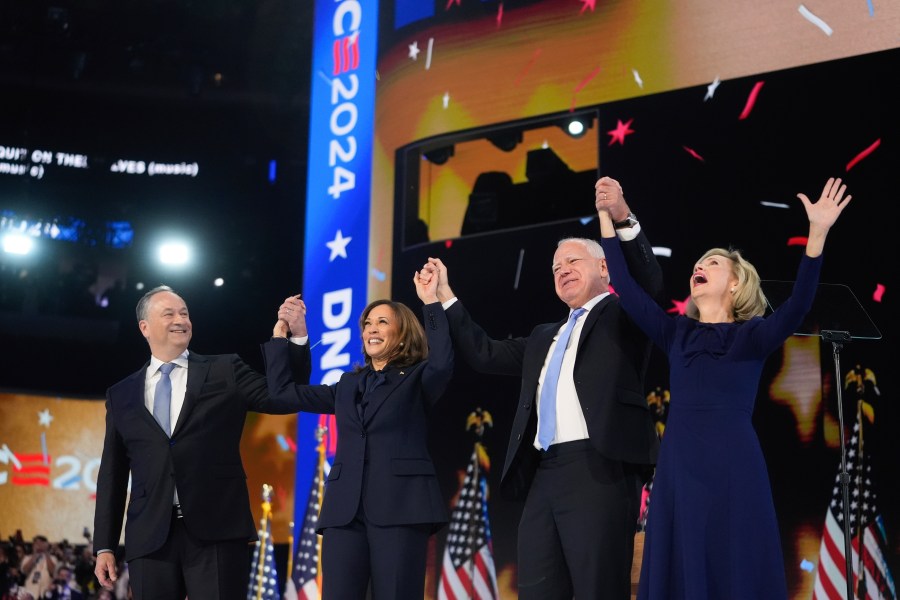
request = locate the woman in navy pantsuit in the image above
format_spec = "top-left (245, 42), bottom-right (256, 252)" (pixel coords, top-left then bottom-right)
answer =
top-left (261, 269), bottom-right (453, 599)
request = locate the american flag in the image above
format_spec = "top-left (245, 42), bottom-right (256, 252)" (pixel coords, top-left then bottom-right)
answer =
top-left (812, 368), bottom-right (896, 600)
top-left (438, 441), bottom-right (499, 600)
top-left (283, 461), bottom-right (326, 600)
top-left (247, 486), bottom-right (281, 600)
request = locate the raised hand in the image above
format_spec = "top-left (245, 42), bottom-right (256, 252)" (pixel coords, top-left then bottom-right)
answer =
top-left (594, 176), bottom-right (631, 222)
top-left (414, 266), bottom-right (438, 303)
top-left (797, 177), bottom-right (852, 257)
top-left (424, 257), bottom-right (454, 303)
top-left (277, 294), bottom-right (307, 338)
top-left (797, 176), bottom-right (852, 232)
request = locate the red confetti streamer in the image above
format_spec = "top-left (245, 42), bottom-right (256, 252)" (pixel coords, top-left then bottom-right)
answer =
top-left (497, 3), bottom-right (503, 27)
top-left (846, 138), bottom-right (881, 171)
top-left (515, 49), bottom-right (541, 87)
top-left (445, 239), bottom-right (453, 248)
top-left (580, 0), bottom-right (597, 13)
top-left (284, 436), bottom-right (297, 453)
top-left (682, 146), bottom-right (705, 162)
top-left (787, 236), bottom-right (808, 247)
top-left (445, 0), bottom-right (460, 9)
top-left (571, 66), bottom-right (602, 111)
top-left (873, 283), bottom-right (885, 302)
top-left (739, 81), bottom-right (765, 120)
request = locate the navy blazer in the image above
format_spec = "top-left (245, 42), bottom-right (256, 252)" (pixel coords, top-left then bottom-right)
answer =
top-left (93, 346), bottom-right (310, 561)
top-left (261, 302), bottom-right (454, 533)
top-left (445, 230), bottom-right (664, 500)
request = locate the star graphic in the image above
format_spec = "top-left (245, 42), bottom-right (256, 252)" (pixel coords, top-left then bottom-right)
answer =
top-left (580, 0), bottom-right (597, 13)
top-left (606, 118), bottom-right (635, 146)
top-left (667, 295), bottom-right (691, 316)
top-left (326, 230), bottom-right (352, 261)
top-left (38, 408), bottom-right (53, 427)
top-left (704, 76), bottom-right (721, 101)
top-left (408, 41), bottom-right (420, 60)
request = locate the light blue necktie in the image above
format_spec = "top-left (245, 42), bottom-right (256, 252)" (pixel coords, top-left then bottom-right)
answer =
top-left (153, 363), bottom-right (176, 436)
top-left (538, 308), bottom-right (586, 450)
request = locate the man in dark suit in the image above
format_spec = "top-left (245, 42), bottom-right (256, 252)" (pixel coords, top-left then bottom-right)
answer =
top-left (93, 285), bottom-right (309, 600)
top-left (424, 176), bottom-right (665, 599)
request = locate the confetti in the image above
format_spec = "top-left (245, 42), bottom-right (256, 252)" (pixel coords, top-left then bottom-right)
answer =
top-left (704, 76), bottom-right (721, 101)
top-left (442, 91), bottom-right (450, 109)
top-left (739, 81), bottom-right (765, 120)
top-left (276, 435), bottom-right (290, 451)
top-left (444, 239), bottom-right (453, 249)
top-left (760, 201), bottom-right (790, 209)
top-left (445, 0), bottom-right (460, 8)
top-left (873, 283), bottom-right (885, 302)
top-left (668, 295), bottom-right (691, 316)
top-left (515, 49), bottom-right (542, 87)
top-left (800, 559), bottom-right (815, 572)
top-left (632, 69), bottom-right (644, 89)
top-left (607, 118), bottom-right (635, 146)
top-left (682, 146), bottom-right (705, 162)
top-left (787, 236), bottom-right (808, 247)
top-left (514, 248), bottom-right (525, 290)
top-left (652, 246), bottom-right (672, 258)
top-left (846, 138), bottom-right (880, 171)
top-left (408, 41), bottom-right (420, 61)
top-left (426, 37), bottom-right (435, 70)
top-left (41, 432), bottom-right (48, 465)
top-left (798, 5), bottom-right (833, 36)
top-left (571, 66), bottom-right (602, 112)
top-left (580, 0), bottom-right (596, 13)
top-left (371, 268), bottom-right (386, 282)
top-left (497, 2), bottom-right (503, 27)
top-left (579, 216), bottom-right (594, 226)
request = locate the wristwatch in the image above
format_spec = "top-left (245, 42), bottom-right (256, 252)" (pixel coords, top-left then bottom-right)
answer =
top-left (613, 212), bottom-right (639, 229)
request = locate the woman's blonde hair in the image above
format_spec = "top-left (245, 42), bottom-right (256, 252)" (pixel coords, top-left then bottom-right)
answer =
top-left (685, 248), bottom-right (767, 322)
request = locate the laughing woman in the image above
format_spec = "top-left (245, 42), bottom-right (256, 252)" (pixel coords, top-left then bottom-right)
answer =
top-left (597, 177), bottom-right (851, 600)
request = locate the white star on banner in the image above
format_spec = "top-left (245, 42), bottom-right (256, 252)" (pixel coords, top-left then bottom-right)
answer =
top-left (326, 230), bottom-right (352, 261)
top-left (38, 409), bottom-right (53, 427)
top-left (408, 41), bottom-right (420, 60)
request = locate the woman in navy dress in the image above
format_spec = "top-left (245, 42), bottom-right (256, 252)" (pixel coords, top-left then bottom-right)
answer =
top-left (595, 177), bottom-right (852, 599)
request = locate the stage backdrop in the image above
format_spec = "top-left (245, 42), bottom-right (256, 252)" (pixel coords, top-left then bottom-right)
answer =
top-left (0, 392), bottom-right (300, 546)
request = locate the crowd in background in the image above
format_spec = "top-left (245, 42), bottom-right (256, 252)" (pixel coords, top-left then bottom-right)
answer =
top-left (0, 532), bottom-right (129, 600)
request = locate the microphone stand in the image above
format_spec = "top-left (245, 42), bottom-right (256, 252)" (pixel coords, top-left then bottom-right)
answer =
top-left (822, 329), bottom-right (854, 600)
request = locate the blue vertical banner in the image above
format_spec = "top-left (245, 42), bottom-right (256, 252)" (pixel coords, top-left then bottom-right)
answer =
top-left (294, 0), bottom-right (379, 548)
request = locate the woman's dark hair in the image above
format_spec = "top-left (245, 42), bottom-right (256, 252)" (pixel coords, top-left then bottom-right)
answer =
top-left (357, 299), bottom-right (427, 369)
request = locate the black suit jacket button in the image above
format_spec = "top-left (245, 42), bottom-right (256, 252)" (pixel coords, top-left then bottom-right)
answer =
top-left (169, 440), bottom-right (175, 446)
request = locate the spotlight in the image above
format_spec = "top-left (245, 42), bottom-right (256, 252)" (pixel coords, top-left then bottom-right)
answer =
top-left (561, 116), bottom-right (593, 138)
top-left (422, 146), bottom-right (455, 165)
top-left (2, 233), bottom-right (34, 255)
top-left (487, 131), bottom-right (523, 152)
top-left (157, 241), bottom-right (191, 266)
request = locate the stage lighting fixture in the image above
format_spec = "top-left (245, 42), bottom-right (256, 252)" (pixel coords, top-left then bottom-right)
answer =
top-left (422, 145), bottom-right (455, 165)
top-left (487, 131), bottom-right (523, 152)
top-left (214, 277), bottom-right (224, 287)
top-left (157, 241), bottom-right (191, 266)
top-left (2, 233), bottom-right (34, 255)
top-left (560, 115), bottom-right (593, 138)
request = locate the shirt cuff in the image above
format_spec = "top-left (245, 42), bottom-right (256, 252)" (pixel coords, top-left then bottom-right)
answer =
top-left (615, 221), bottom-right (641, 242)
top-left (289, 335), bottom-right (309, 345)
top-left (441, 297), bottom-right (458, 310)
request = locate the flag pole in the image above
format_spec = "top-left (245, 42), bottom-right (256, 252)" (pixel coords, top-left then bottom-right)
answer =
top-left (315, 422), bottom-right (327, 592)
top-left (254, 483), bottom-right (274, 600)
top-left (286, 520), bottom-right (294, 584)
